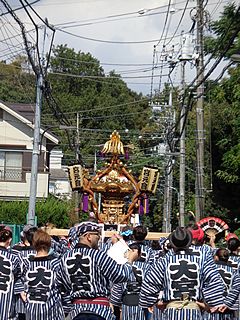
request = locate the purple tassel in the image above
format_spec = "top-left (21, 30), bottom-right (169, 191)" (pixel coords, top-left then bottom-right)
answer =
top-left (125, 148), bottom-right (129, 160)
top-left (82, 194), bottom-right (89, 212)
top-left (138, 199), bottom-right (144, 215)
top-left (97, 151), bottom-right (105, 159)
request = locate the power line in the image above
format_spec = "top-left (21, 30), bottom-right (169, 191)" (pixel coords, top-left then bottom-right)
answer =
top-left (0, 0), bottom-right (39, 75)
top-left (156, 0), bottom-right (172, 47)
top-left (43, 109), bottom-right (150, 121)
top-left (57, 8), bottom-right (188, 29)
top-left (165, 0), bottom-right (190, 47)
top-left (41, 98), bottom-right (150, 116)
top-left (55, 27), bottom-right (193, 45)
top-left (0, 0), bottom-right (40, 16)
top-left (53, 53), bottom-right (184, 67)
top-left (50, 70), bottom-right (169, 79)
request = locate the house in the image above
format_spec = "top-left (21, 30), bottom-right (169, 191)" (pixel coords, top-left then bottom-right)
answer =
top-left (0, 101), bottom-right (58, 200)
top-left (49, 150), bottom-right (72, 199)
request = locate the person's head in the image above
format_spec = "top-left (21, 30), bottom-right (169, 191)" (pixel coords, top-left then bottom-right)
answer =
top-left (151, 240), bottom-right (161, 250)
top-left (0, 225), bottom-right (12, 247)
top-left (169, 227), bottom-right (192, 251)
top-left (77, 221), bottom-right (101, 249)
top-left (33, 229), bottom-right (51, 253)
top-left (189, 225), bottom-right (205, 245)
top-left (128, 242), bottom-right (141, 257)
top-left (120, 225), bottom-right (133, 241)
top-left (133, 225), bottom-right (148, 241)
top-left (24, 226), bottom-right (38, 246)
top-left (227, 238), bottom-right (240, 254)
top-left (215, 248), bottom-right (229, 263)
top-left (88, 212), bottom-right (98, 223)
top-left (226, 233), bottom-right (238, 242)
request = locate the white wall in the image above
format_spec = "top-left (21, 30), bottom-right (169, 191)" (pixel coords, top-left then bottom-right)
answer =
top-left (0, 172), bottom-right (49, 198)
top-left (0, 110), bottom-right (49, 198)
top-left (0, 112), bottom-right (47, 151)
top-left (50, 150), bottom-right (63, 169)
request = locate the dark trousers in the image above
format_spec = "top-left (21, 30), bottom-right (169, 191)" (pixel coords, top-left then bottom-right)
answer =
top-left (113, 306), bottom-right (121, 320)
top-left (73, 313), bottom-right (105, 320)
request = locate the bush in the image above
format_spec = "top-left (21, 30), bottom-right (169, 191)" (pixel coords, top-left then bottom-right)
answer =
top-left (0, 196), bottom-right (75, 228)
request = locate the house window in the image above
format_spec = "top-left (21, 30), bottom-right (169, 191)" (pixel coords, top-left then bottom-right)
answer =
top-left (0, 109), bottom-right (3, 121)
top-left (0, 151), bottom-right (23, 181)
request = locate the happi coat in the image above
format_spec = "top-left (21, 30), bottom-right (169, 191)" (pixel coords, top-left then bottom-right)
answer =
top-left (12, 245), bottom-right (36, 316)
top-left (22, 254), bottom-right (64, 320)
top-left (0, 246), bottom-right (22, 320)
top-left (57, 243), bottom-right (134, 320)
top-left (139, 247), bottom-right (225, 320)
top-left (110, 249), bottom-right (151, 320)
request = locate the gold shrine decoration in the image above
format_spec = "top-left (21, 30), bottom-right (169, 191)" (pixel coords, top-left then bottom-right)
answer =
top-left (102, 131), bottom-right (125, 155)
top-left (139, 166), bottom-right (160, 194)
top-left (68, 164), bottom-right (83, 190)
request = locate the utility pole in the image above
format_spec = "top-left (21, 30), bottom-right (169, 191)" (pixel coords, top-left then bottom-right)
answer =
top-left (74, 112), bottom-right (81, 221)
top-left (163, 161), bottom-right (173, 232)
top-left (28, 25), bottom-right (47, 226)
top-left (163, 90), bottom-right (174, 233)
top-left (76, 112), bottom-right (80, 162)
top-left (178, 32), bottom-right (195, 226)
top-left (195, 0), bottom-right (205, 222)
top-left (28, 73), bottom-right (43, 226)
top-left (179, 60), bottom-right (186, 227)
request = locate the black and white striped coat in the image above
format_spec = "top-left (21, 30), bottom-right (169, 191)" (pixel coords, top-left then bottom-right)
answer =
top-left (0, 246), bottom-right (22, 320)
top-left (139, 246), bottom-right (225, 320)
top-left (22, 254), bottom-right (64, 320)
top-left (12, 245), bottom-right (36, 315)
top-left (57, 243), bottom-right (133, 320)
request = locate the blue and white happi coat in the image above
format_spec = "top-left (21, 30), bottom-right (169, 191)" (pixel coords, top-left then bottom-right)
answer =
top-left (11, 245), bottom-right (36, 315)
top-left (223, 271), bottom-right (240, 310)
top-left (50, 238), bottom-right (69, 256)
top-left (22, 253), bottom-right (64, 320)
top-left (0, 246), bottom-right (22, 320)
top-left (203, 260), bottom-right (238, 320)
top-left (228, 254), bottom-right (240, 272)
top-left (57, 243), bottom-right (134, 320)
top-left (110, 251), bottom-right (151, 320)
top-left (139, 247), bottom-right (225, 320)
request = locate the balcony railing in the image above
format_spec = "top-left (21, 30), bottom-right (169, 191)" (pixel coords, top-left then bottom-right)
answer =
top-left (0, 168), bottom-right (23, 182)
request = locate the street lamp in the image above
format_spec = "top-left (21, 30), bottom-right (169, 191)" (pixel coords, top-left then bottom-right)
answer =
top-left (39, 125), bottom-right (76, 154)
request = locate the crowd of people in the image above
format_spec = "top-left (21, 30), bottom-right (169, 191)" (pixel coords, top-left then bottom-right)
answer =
top-left (0, 221), bottom-right (239, 320)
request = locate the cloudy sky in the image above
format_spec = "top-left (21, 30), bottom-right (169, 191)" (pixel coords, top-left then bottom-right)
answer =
top-left (1, 0), bottom-right (235, 94)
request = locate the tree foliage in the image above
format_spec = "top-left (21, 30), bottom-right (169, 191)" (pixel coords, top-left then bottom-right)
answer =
top-left (0, 197), bottom-right (74, 228)
top-left (204, 4), bottom-right (240, 58)
top-left (203, 4), bottom-right (240, 225)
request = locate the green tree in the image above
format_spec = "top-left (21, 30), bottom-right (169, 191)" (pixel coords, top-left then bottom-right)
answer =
top-left (203, 4), bottom-right (240, 227)
top-left (44, 45), bottom-right (152, 168)
top-left (204, 4), bottom-right (240, 58)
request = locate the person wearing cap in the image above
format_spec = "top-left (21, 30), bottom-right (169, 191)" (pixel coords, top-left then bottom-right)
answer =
top-left (0, 225), bottom-right (22, 320)
top-left (68, 223), bottom-right (81, 250)
top-left (12, 225), bottom-right (38, 320)
top-left (139, 227), bottom-right (225, 320)
top-left (57, 221), bottom-right (139, 320)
